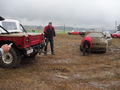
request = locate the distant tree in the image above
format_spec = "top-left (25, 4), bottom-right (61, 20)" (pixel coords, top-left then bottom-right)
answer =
top-left (117, 25), bottom-right (120, 31)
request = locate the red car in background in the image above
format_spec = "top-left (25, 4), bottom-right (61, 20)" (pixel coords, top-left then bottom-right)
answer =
top-left (68, 30), bottom-right (85, 35)
top-left (112, 31), bottom-right (120, 38)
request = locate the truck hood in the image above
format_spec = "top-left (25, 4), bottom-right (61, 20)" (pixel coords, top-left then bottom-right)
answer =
top-left (0, 32), bottom-right (43, 37)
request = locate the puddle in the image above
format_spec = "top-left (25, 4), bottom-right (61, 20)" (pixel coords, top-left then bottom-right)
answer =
top-left (89, 81), bottom-right (120, 90)
top-left (108, 45), bottom-right (120, 54)
top-left (52, 59), bottom-right (72, 64)
top-left (72, 73), bottom-right (90, 79)
top-left (72, 71), bottom-right (115, 80)
top-left (89, 82), bottom-right (109, 89)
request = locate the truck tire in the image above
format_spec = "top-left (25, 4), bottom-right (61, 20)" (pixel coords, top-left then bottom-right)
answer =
top-left (0, 48), bottom-right (21, 68)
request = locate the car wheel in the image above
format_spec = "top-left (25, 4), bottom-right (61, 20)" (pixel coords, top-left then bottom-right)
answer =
top-left (0, 48), bottom-right (21, 68)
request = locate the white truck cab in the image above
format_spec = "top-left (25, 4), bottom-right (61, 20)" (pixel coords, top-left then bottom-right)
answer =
top-left (0, 19), bottom-right (24, 34)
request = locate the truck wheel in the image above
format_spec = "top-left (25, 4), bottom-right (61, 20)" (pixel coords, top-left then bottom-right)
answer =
top-left (0, 48), bottom-right (21, 68)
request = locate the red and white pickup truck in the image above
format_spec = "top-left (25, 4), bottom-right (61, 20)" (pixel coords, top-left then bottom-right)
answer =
top-left (0, 17), bottom-right (45, 68)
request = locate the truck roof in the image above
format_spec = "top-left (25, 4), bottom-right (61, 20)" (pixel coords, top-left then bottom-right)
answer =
top-left (0, 19), bottom-right (20, 23)
top-left (0, 18), bottom-right (23, 33)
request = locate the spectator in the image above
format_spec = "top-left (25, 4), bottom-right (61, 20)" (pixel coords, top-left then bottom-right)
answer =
top-left (44, 22), bottom-right (56, 55)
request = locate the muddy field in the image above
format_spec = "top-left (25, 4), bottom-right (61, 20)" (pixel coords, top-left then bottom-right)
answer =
top-left (0, 34), bottom-right (120, 90)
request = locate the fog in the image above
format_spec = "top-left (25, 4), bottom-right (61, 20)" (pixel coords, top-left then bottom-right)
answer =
top-left (0, 0), bottom-right (120, 29)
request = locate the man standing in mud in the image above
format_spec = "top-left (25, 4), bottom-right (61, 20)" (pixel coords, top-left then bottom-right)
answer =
top-left (44, 22), bottom-right (56, 55)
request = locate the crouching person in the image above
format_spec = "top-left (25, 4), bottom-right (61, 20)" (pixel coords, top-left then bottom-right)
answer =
top-left (82, 36), bottom-right (92, 56)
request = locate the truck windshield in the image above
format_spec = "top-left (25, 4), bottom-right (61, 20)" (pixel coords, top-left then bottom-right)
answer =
top-left (2, 22), bottom-right (17, 30)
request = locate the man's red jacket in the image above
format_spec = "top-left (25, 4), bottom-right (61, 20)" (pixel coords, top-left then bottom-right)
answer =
top-left (44, 25), bottom-right (56, 38)
top-left (82, 36), bottom-right (92, 48)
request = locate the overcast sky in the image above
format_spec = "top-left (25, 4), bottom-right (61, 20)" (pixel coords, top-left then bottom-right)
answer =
top-left (0, 0), bottom-right (120, 29)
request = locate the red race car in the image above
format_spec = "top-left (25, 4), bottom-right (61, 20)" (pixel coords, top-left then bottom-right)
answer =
top-left (112, 31), bottom-right (120, 38)
top-left (68, 30), bottom-right (85, 35)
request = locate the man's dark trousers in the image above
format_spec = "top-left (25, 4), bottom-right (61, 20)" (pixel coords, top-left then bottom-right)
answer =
top-left (44, 38), bottom-right (54, 54)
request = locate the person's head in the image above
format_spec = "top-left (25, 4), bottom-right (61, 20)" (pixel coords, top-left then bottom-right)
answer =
top-left (48, 22), bottom-right (52, 26)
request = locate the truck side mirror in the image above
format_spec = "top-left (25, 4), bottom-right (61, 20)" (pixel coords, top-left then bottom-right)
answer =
top-left (0, 16), bottom-right (5, 21)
